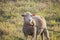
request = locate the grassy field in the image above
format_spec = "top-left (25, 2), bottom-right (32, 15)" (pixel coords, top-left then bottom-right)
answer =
top-left (0, 0), bottom-right (60, 40)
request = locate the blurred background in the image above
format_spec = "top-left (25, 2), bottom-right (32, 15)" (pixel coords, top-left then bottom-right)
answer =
top-left (0, 0), bottom-right (60, 40)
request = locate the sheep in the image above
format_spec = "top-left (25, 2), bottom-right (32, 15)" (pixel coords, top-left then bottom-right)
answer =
top-left (21, 12), bottom-right (50, 40)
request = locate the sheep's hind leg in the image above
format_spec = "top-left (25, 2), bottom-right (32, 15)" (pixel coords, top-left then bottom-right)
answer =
top-left (41, 33), bottom-right (44, 40)
top-left (43, 29), bottom-right (50, 40)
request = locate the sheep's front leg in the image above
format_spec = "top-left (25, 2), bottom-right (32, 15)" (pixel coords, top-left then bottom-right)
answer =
top-left (31, 36), bottom-right (37, 40)
top-left (33, 26), bottom-right (37, 40)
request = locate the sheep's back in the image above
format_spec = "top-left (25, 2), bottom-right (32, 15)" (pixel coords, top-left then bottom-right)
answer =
top-left (32, 15), bottom-right (47, 29)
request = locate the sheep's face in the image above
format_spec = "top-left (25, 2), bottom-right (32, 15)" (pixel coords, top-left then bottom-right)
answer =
top-left (22, 12), bottom-right (33, 25)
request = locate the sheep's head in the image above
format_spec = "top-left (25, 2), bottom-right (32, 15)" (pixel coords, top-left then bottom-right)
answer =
top-left (21, 12), bottom-right (34, 25)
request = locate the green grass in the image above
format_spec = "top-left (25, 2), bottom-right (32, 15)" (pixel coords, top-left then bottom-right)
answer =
top-left (0, 0), bottom-right (60, 40)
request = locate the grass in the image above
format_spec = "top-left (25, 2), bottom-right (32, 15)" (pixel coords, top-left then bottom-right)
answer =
top-left (0, 0), bottom-right (60, 40)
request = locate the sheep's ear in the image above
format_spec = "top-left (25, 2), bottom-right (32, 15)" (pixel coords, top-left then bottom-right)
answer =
top-left (21, 15), bottom-right (25, 17)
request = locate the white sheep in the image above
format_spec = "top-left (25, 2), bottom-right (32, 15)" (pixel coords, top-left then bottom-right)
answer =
top-left (21, 12), bottom-right (50, 40)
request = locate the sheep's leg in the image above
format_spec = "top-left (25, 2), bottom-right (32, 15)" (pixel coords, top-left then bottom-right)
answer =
top-left (31, 35), bottom-right (37, 40)
top-left (33, 26), bottom-right (37, 40)
top-left (39, 29), bottom-right (44, 40)
top-left (41, 33), bottom-right (44, 40)
top-left (43, 29), bottom-right (50, 40)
